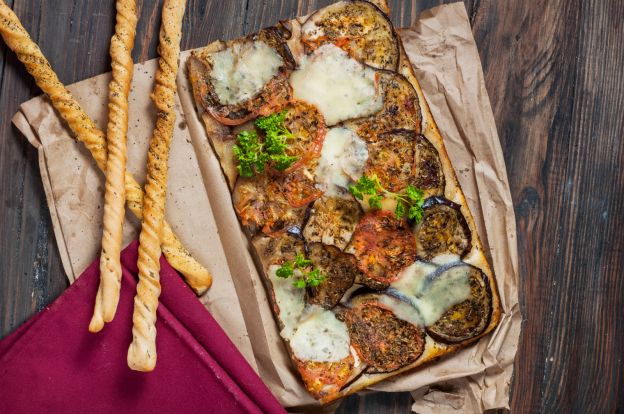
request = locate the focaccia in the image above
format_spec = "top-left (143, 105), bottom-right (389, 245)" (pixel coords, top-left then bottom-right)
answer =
top-left (187, 0), bottom-right (502, 404)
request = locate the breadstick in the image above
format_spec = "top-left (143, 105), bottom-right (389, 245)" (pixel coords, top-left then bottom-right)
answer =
top-left (0, 1), bottom-right (212, 295)
top-left (89, 0), bottom-right (138, 333)
top-left (127, 0), bottom-right (187, 372)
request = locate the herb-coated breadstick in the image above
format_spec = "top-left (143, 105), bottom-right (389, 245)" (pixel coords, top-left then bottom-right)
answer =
top-left (126, 0), bottom-right (187, 372)
top-left (90, 0), bottom-right (138, 334)
top-left (0, 0), bottom-right (212, 295)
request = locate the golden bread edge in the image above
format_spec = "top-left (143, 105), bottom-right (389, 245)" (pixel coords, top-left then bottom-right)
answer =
top-left (187, 0), bottom-right (503, 405)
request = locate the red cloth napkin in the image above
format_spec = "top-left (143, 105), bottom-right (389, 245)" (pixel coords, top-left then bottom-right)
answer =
top-left (0, 241), bottom-right (286, 414)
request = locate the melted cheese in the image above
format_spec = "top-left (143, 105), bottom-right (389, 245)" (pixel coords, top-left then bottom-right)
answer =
top-left (391, 262), bottom-right (472, 326)
top-left (210, 41), bottom-right (283, 105)
top-left (391, 261), bottom-right (438, 297)
top-left (376, 295), bottom-right (424, 327)
top-left (268, 265), bottom-right (305, 339)
top-left (290, 305), bottom-right (351, 362)
top-left (289, 44), bottom-right (384, 125)
top-left (431, 253), bottom-right (461, 266)
top-left (316, 127), bottom-right (368, 195)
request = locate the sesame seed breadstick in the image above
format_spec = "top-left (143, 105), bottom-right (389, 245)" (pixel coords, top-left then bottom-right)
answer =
top-left (127, 0), bottom-right (187, 372)
top-left (0, 0), bottom-right (212, 295)
top-left (89, 0), bottom-right (138, 334)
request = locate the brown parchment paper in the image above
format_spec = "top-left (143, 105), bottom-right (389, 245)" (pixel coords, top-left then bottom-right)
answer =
top-left (12, 3), bottom-right (520, 412)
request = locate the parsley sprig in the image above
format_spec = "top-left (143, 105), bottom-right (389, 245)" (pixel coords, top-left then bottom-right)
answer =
top-left (276, 253), bottom-right (325, 288)
top-left (349, 174), bottom-right (425, 222)
top-left (233, 111), bottom-right (298, 177)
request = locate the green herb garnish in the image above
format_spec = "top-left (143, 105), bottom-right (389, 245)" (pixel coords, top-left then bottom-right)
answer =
top-left (349, 174), bottom-right (425, 223)
top-left (232, 130), bottom-right (269, 177)
top-left (276, 253), bottom-right (326, 289)
top-left (233, 111), bottom-right (298, 177)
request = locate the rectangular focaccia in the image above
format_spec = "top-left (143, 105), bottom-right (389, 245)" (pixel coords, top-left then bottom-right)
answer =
top-left (187, 0), bottom-right (502, 404)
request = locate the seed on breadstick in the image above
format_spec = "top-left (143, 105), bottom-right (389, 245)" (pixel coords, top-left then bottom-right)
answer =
top-left (127, 0), bottom-right (187, 372)
top-left (0, 0), bottom-right (212, 295)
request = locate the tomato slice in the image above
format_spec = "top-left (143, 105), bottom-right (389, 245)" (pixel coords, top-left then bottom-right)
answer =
top-left (281, 100), bottom-right (327, 173)
top-left (233, 173), bottom-right (306, 235)
top-left (283, 162), bottom-right (324, 208)
top-left (349, 210), bottom-right (417, 283)
top-left (294, 354), bottom-right (354, 400)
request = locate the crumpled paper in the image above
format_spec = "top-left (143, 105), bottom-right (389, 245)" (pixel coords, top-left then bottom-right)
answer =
top-left (12, 2), bottom-right (520, 413)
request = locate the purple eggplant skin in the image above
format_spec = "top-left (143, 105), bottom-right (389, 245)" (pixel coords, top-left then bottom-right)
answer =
top-left (413, 197), bottom-right (472, 260)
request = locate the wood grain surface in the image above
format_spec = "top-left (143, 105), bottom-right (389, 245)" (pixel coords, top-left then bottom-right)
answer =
top-left (1, 1), bottom-right (623, 413)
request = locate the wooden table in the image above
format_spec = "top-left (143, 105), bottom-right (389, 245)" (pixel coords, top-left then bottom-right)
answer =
top-left (1, 1), bottom-right (623, 412)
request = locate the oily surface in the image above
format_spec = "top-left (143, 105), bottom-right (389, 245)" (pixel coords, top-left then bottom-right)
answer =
top-left (1, 1), bottom-right (623, 413)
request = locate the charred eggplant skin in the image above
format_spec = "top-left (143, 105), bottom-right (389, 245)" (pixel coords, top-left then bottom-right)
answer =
top-left (414, 197), bottom-right (472, 260)
top-left (426, 264), bottom-right (493, 343)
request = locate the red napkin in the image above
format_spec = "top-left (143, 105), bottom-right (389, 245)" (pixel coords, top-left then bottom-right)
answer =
top-left (0, 241), bottom-right (286, 414)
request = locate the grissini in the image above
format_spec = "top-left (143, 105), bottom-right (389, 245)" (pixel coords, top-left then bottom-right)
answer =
top-left (0, 0), bottom-right (212, 295)
top-left (127, 0), bottom-right (186, 372)
top-left (90, 0), bottom-right (138, 334)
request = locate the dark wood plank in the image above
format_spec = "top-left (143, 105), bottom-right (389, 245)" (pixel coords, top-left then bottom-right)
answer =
top-left (470, 0), bottom-right (624, 413)
top-left (0, 0), bottom-right (68, 338)
top-left (2, 1), bottom-right (624, 413)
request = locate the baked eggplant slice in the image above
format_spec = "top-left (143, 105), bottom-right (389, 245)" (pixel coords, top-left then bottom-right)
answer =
top-left (303, 195), bottom-right (362, 250)
top-left (364, 130), bottom-right (444, 195)
top-left (233, 173), bottom-right (306, 235)
top-left (347, 210), bottom-right (417, 284)
top-left (337, 294), bottom-right (425, 373)
top-left (301, 0), bottom-right (400, 71)
top-left (414, 197), bottom-right (472, 260)
top-left (188, 27), bottom-right (295, 125)
top-left (307, 243), bottom-right (360, 309)
top-left (252, 232), bottom-right (306, 267)
top-left (426, 264), bottom-right (492, 343)
top-left (365, 129), bottom-right (417, 193)
top-left (349, 72), bottom-right (422, 140)
top-left (413, 134), bottom-right (445, 196)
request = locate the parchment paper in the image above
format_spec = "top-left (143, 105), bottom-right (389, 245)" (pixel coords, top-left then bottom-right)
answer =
top-left (12, 3), bottom-right (520, 412)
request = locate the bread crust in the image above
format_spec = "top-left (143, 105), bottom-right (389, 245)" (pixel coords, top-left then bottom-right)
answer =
top-left (90, 0), bottom-right (138, 333)
top-left (127, 0), bottom-right (187, 372)
top-left (0, 0), bottom-right (211, 295)
top-left (188, 0), bottom-right (502, 404)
